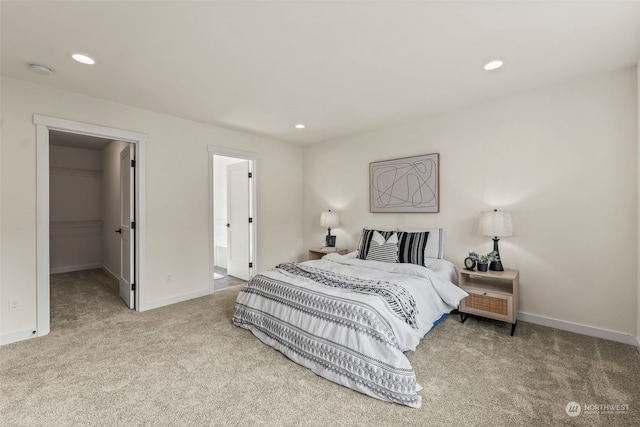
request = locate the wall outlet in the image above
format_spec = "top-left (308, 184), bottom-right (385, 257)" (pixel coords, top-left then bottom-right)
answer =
top-left (167, 273), bottom-right (172, 283)
top-left (9, 298), bottom-right (20, 312)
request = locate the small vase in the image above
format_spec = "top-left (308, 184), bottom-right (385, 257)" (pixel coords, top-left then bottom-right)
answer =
top-left (477, 263), bottom-right (488, 272)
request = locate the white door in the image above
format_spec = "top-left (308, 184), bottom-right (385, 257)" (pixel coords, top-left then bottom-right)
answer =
top-left (227, 161), bottom-right (250, 281)
top-left (119, 145), bottom-right (135, 309)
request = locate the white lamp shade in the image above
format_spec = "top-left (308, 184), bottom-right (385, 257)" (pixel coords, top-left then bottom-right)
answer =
top-left (479, 210), bottom-right (513, 237)
top-left (320, 210), bottom-right (339, 228)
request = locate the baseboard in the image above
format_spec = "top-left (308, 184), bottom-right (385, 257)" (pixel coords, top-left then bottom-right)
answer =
top-left (50, 263), bottom-right (102, 274)
top-left (1, 328), bottom-right (38, 346)
top-left (518, 312), bottom-right (637, 346)
top-left (100, 265), bottom-right (120, 290)
top-left (101, 264), bottom-right (119, 281)
top-left (139, 288), bottom-right (214, 312)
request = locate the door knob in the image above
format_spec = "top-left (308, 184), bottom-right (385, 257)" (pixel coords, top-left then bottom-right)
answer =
top-left (114, 228), bottom-right (122, 234)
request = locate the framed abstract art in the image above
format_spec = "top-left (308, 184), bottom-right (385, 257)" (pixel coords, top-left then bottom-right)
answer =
top-left (370, 153), bottom-right (439, 213)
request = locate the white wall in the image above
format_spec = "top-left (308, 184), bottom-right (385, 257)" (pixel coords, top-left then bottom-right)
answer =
top-left (0, 77), bottom-right (303, 341)
top-left (101, 140), bottom-right (130, 279)
top-left (303, 67), bottom-right (638, 340)
top-left (49, 145), bottom-right (103, 273)
top-left (637, 63), bottom-right (640, 349)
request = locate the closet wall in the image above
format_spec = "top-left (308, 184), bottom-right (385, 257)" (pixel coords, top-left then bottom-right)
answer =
top-left (49, 140), bottom-right (127, 280)
top-left (49, 145), bottom-right (103, 273)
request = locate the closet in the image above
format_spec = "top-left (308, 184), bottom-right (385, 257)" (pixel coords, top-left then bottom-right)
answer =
top-left (49, 131), bottom-right (128, 280)
top-left (49, 144), bottom-right (103, 273)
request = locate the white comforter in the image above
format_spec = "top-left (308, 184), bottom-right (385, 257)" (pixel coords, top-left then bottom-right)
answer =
top-left (233, 254), bottom-right (467, 408)
top-left (306, 254), bottom-right (466, 351)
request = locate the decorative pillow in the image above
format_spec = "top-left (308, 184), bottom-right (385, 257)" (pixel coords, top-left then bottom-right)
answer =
top-left (357, 228), bottom-right (395, 260)
top-left (397, 231), bottom-right (429, 266)
top-left (366, 232), bottom-right (399, 263)
top-left (398, 227), bottom-right (443, 259)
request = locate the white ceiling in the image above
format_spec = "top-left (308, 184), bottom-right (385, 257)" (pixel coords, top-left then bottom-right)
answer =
top-left (2, 1), bottom-right (639, 145)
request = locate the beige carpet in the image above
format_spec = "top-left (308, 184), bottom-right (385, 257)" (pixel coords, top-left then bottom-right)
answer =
top-left (1, 269), bottom-right (638, 426)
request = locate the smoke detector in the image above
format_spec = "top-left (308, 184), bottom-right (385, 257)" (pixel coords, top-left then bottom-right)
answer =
top-left (29, 63), bottom-right (53, 75)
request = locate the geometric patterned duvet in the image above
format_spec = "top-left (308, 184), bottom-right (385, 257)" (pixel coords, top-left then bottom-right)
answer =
top-left (233, 254), bottom-right (468, 408)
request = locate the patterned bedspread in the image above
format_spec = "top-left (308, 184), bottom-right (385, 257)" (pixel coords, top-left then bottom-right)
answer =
top-left (232, 254), bottom-right (468, 408)
top-left (275, 262), bottom-right (419, 329)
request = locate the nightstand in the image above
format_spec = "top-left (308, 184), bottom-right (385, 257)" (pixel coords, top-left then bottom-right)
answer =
top-left (308, 248), bottom-right (348, 260)
top-left (458, 269), bottom-right (519, 336)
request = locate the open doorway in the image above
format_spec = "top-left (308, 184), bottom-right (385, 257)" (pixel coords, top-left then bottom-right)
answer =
top-left (49, 131), bottom-right (112, 276)
top-left (48, 132), bottom-right (134, 327)
top-left (49, 131), bottom-right (136, 310)
top-left (209, 148), bottom-right (257, 291)
top-left (34, 115), bottom-right (147, 338)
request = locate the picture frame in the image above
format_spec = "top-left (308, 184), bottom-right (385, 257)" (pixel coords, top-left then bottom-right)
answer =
top-left (370, 153), bottom-right (439, 213)
top-left (325, 235), bottom-right (336, 247)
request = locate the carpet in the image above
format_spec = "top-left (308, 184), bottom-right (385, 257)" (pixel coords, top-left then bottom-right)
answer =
top-left (1, 269), bottom-right (638, 426)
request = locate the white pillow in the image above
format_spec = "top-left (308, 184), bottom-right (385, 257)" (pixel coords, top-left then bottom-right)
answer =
top-left (397, 227), bottom-right (443, 259)
top-left (356, 226), bottom-right (396, 257)
top-left (370, 230), bottom-right (397, 245)
top-left (366, 231), bottom-right (399, 263)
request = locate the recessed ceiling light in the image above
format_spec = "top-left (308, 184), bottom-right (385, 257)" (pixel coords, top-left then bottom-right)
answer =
top-left (295, 124), bottom-right (305, 129)
top-left (28, 63), bottom-right (53, 75)
top-left (484, 60), bottom-right (504, 71)
top-left (71, 53), bottom-right (95, 65)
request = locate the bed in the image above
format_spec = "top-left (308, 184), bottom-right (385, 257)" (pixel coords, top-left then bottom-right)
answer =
top-left (232, 228), bottom-right (468, 408)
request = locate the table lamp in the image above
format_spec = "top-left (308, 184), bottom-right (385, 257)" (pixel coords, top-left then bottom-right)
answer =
top-left (320, 210), bottom-right (339, 247)
top-left (479, 209), bottom-right (513, 271)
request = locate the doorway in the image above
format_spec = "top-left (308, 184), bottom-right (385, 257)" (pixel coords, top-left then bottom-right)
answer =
top-left (49, 131), bottom-right (136, 310)
top-left (209, 147), bottom-right (257, 291)
top-left (34, 115), bottom-right (147, 337)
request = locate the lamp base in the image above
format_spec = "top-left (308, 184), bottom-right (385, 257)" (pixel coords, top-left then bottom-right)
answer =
top-left (489, 237), bottom-right (504, 271)
top-left (489, 260), bottom-right (504, 271)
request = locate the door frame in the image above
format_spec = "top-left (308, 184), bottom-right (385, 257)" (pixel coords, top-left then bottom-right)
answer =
top-left (34, 114), bottom-right (148, 336)
top-left (207, 145), bottom-right (258, 291)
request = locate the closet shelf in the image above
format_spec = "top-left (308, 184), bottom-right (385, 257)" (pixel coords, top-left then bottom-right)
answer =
top-left (50, 220), bottom-right (103, 228)
top-left (50, 220), bottom-right (103, 239)
top-left (50, 167), bottom-right (103, 177)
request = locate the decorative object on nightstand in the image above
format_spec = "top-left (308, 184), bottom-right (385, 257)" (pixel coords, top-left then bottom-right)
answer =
top-left (320, 210), bottom-right (339, 247)
top-left (467, 251), bottom-right (498, 272)
top-left (478, 209), bottom-right (513, 271)
top-left (463, 256), bottom-right (476, 270)
top-left (459, 268), bottom-right (520, 336)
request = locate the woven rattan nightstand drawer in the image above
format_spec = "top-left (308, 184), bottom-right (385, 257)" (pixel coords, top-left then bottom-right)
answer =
top-left (460, 289), bottom-right (512, 323)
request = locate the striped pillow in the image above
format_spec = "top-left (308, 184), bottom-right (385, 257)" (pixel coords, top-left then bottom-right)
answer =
top-left (398, 227), bottom-right (443, 259)
top-left (397, 231), bottom-right (429, 266)
top-left (366, 232), bottom-right (398, 263)
top-left (358, 228), bottom-right (395, 260)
